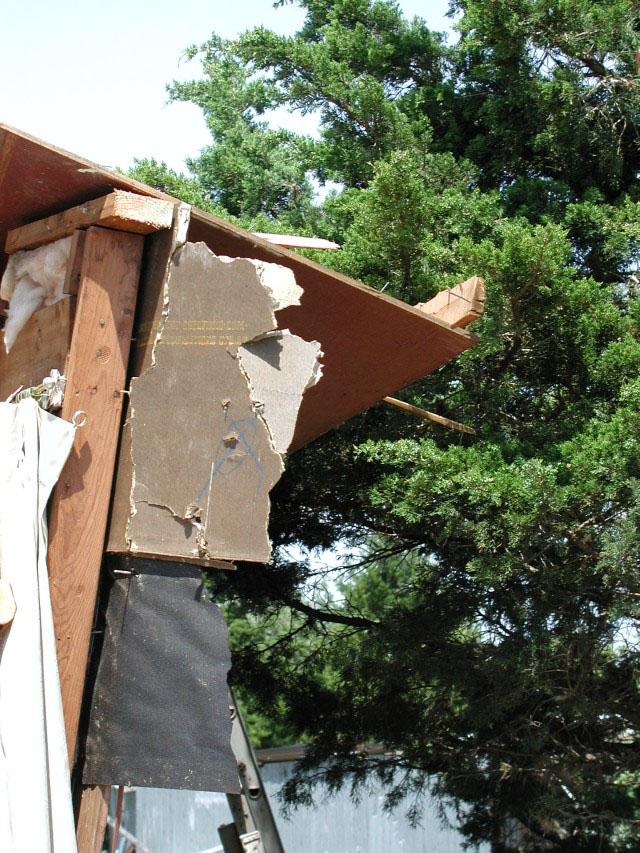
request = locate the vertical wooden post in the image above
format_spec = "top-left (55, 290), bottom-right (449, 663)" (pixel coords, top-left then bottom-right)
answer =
top-left (75, 785), bottom-right (110, 853)
top-left (47, 226), bottom-right (143, 767)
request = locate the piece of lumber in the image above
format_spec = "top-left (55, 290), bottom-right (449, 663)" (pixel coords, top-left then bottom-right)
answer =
top-left (47, 226), bottom-right (143, 767)
top-left (383, 396), bottom-right (476, 435)
top-left (63, 229), bottom-right (87, 295)
top-left (76, 785), bottom-right (110, 853)
top-left (415, 276), bottom-right (485, 329)
top-left (0, 297), bottom-right (74, 401)
top-left (5, 190), bottom-right (174, 254)
top-left (252, 232), bottom-right (339, 250)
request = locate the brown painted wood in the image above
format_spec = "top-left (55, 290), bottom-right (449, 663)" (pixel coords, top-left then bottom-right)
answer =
top-left (5, 190), bottom-right (173, 253)
top-left (47, 226), bottom-right (143, 766)
top-left (76, 785), bottom-right (110, 853)
top-left (0, 297), bottom-right (74, 400)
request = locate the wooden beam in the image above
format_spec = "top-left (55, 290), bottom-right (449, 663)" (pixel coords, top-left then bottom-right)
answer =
top-left (76, 785), bottom-right (110, 853)
top-left (0, 297), bottom-right (74, 400)
top-left (63, 229), bottom-right (87, 295)
top-left (383, 396), bottom-right (476, 435)
top-left (252, 232), bottom-right (340, 250)
top-left (416, 276), bottom-right (485, 329)
top-left (47, 226), bottom-right (143, 767)
top-left (5, 190), bottom-right (173, 253)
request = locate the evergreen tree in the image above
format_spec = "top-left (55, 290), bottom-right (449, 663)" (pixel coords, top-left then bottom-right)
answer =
top-left (133, 1), bottom-right (640, 847)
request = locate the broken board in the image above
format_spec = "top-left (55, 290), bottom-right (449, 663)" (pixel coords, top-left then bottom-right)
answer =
top-left (122, 240), bottom-right (321, 564)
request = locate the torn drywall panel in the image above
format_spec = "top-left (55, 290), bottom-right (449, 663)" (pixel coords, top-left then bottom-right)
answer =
top-left (244, 259), bottom-right (302, 311)
top-left (125, 241), bottom-right (320, 564)
top-left (1, 236), bottom-right (71, 351)
top-left (238, 332), bottom-right (322, 455)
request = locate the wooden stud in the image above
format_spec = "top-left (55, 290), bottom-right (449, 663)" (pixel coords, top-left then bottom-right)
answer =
top-left (383, 396), bottom-right (476, 435)
top-left (63, 229), bottom-right (87, 295)
top-left (47, 226), bottom-right (143, 767)
top-left (416, 276), bottom-right (485, 329)
top-left (5, 190), bottom-right (173, 254)
top-left (76, 785), bottom-right (110, 853)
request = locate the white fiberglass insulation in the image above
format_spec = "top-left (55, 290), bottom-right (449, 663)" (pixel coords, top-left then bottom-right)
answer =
top-left (0, 237), bottom-right (72, 353)
top-left (0, 399), bottom-right (77, 852)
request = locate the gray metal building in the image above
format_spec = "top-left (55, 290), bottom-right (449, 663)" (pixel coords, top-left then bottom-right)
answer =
top-left (117, 761), bottom-right (487, 852)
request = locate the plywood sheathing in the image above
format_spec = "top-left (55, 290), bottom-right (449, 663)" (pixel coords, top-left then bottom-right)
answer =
top-left (125, 241), bottom-right (321, 564)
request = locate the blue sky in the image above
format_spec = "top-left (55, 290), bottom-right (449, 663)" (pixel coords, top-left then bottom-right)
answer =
top-left (1, 1), bottom-right (452, 175)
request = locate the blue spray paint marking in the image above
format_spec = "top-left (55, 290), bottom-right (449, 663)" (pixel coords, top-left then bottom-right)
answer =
top-left (196, 416), bottom-right (263, 504)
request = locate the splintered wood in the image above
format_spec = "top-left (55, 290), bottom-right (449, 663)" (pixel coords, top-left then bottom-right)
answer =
top-left (5, 190), bottom-right (174, 253)
top-left (416, 276), bottom-right (485, 329)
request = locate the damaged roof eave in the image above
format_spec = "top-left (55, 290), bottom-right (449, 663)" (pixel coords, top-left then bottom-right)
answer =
top-left (0, 123), bottom-right (476, 451)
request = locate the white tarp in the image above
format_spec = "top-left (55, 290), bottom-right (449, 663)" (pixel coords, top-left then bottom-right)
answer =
top-left (0, 399), bottom-right (77, 852)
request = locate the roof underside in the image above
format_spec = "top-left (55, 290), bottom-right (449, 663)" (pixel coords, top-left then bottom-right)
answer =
top-left (0, 124), bottom-right (475, 450)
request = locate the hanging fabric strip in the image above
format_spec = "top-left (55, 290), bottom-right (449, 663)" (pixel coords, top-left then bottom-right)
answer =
top-left (0, 398), bottom-right (78, 852)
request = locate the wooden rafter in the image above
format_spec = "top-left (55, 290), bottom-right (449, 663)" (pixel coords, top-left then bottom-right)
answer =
top-left (5, 190), bottom-right (173, 254)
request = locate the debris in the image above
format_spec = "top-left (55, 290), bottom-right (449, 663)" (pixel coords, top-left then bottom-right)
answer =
top-left (253, 232), bottom-right (340, 250)
top-left (383, 396), bottom-right (476, 435)
top-left (8, 369), bottom-right (66, 410)
top-left (415, 276), bottom-right (485, 329)
top-left (125, 242), bottom-right (322, 564)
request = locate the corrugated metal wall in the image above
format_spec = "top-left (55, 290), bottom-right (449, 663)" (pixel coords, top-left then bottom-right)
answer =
top-left (124, 762), bottom-right (487, 852)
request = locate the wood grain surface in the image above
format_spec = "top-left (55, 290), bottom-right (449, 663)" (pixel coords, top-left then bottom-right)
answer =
top-left (5, 190), bottom-right (173, 253)
top-left (0, 297), bottom-right (74, 400)
top-left (75, 785), bottom-right (110, 853)
top-left (47, 226), bottom-right (143, 766)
